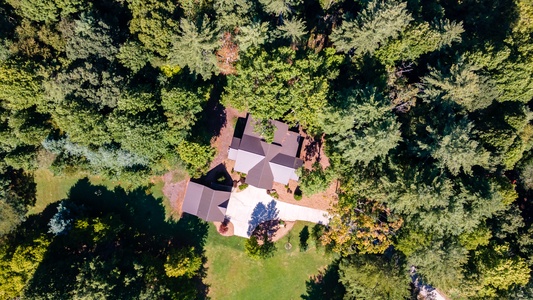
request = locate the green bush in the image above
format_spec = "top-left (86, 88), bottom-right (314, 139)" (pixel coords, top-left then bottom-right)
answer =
top-left (216, 172), bottom-right (226, 183)
top-left (177, 141), bottom-right (215, 178)
top-left (245, 232), bottom-right (276, 259)
top-left (239, 183), bottom-right (249, 190)
top-left (245, 236), bottom-right (261, 259)
top-left (294, 193), bottom-right (302, 201)
top-left (296, 163), bottom-right (335, 197)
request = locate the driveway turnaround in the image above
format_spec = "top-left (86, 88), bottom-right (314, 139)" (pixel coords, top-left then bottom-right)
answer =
top-left (225, 185), bottom-right (330, 238)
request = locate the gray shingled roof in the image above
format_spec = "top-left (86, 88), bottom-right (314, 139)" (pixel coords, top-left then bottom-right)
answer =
top-left (230, 115), bottom-right (304, 189)
top-left (182, 182), bottom-right (230, 222)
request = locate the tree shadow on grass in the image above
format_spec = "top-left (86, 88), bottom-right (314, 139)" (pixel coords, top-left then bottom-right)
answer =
top-left (299, 225), bottom-right (310, 252)
top-left (301, 262), bottom-right (345, 300)
top-left (20, 178), bottom-right (210, 299)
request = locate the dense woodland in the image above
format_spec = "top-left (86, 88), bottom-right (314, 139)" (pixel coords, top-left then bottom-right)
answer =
top-left (1, 0), bottom-right (533, 298)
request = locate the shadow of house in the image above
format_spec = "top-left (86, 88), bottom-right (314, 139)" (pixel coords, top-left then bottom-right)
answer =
top-left (229, 114), bottom-right (304, 190)
top-left (194, 163), bottom-right (233, 191)
top-left (247, 200), bottom-right (280, 236)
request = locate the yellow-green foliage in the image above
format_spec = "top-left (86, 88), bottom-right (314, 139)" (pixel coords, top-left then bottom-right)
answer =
top-left (0, 235), bottom-right (50, 299)
top-left (177, 141), bottom-right (215, 177)
top-left (164, 247), bottom-right (202, 278)
top-left (0, 62), bottom-right (45, 111)
top-left (160, 64), bottom-right (182, 77)
top-left (459, 226), bottom-right (492, 250)
top-left (395, 229), bottom-right (431, 256)
top-left (474, 244), bottom-right (530, 297)
top-left (493, 179), bottom-right (519, 206)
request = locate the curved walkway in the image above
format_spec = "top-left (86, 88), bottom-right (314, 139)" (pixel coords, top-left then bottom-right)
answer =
top-left (225, 185), bottom-right (330, 238)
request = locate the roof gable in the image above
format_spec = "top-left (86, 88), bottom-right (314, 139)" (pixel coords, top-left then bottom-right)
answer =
top-left (230, 114), bottom-right (303, 189)
top-left (182, 182), bottom-right (230, 222)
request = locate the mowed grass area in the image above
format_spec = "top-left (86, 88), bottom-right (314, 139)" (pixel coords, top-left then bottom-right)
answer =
top-left (30, 168), bottom-right (168, 216)
top-left (205, 221), bottom-right (333, 300)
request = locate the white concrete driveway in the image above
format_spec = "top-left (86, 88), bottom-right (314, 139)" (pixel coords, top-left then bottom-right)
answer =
top-left (225, 185), bottom-right (329, 238)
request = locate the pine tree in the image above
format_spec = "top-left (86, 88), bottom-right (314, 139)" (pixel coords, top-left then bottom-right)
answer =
top-left (278, 17), bottom-right (306, 46)
top-left (168, 18), bottom-right (220, 79)
top-left (235, 22), bottom-right (270, 52)
top-left (422, 61), bottom-right (498, 112)
top-left (330, 0), bottom-right (412, 56)
top-left (259, 0), bottom-right (300, 18)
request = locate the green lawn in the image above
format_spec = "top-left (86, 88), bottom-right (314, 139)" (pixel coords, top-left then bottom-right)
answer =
top-left (31, 169), bottom-right (124, 215)
top-left (30, 169), bottom-right (83, 215)
top-left (149, 177), bottom-right (178, 220)
top-left (32, 169), bottom-right (330, 299)
top-left (31, 168), bottom-right (176, 218)
top-left (204, 222), bottom-right (333, 300)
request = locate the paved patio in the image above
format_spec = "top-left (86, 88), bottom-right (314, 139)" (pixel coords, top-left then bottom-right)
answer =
top-left (225, 185), bottom-right (330, 238)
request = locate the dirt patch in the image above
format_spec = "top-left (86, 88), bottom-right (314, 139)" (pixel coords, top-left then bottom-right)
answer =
top-left (223, 159), bottom-right (241, 182)
top-left (271, 131), bottom-right (338, 211)
top-left (213, 221), bottom-right (235, 237)
top-left (272, 221), bottom-right (295, 242)
top-left (209, 107), bottom-right (246, 170)
top-left (162, 172), bottom-right (189, 217)
top-left (300, 132), bottom-right (330, 170)
top-left (272, 180), bottom-right (337, 211)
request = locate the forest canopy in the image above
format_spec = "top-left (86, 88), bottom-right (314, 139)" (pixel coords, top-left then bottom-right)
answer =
top-left (1, 0), bottom-right (533, 298)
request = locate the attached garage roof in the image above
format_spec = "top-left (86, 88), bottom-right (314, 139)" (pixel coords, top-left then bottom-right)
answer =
top-left (182, 181), bottom-right (230, 222)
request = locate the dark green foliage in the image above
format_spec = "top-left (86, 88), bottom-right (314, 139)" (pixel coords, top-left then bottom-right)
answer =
top-left (168, 18), bottom-right (220, 79)
top-left (339, 254), bottom-right (411, 300)
top-left (323, 87), bottom-right (402, 166)
top-left (223, 47), bottom-right (339, 133)
top-left (302, 263), bottom-right (345, 300)
top-left (0, 168), bottom-right (36, 237)
top-left (375, 20), bottom-right (464, 66)
top-left (253, 119), bottom-right (276, 143)
top-left (0, 180), bottom-right (209, 299)
top-left (1, 0), bottom-right (533, 298)
top-left (126, 0), bottom-right (179, 57)
top-left (176, 140), bottom-right (215, 178)
top-left (425, 118), bottom-right (491, 175)
top-left (117, 40), bottom-right (153, 73)
top-left (293, 189), bottom-right (302, 200)
top-left (518, 154), bottom-right (533, 190)
top-left (299, 225), bottom-right (309, 251)
top-left (278, 18), bottom-right (307, 45)
top-left (297, 163), bottom-right (335, 196)
top-left (244, 232), bottom-right (276, 259)
top-left (235, 22), bottom-right (270, 52)
top-left (259, 0), bottom-right (301, 17)
top-left (422, 61), bottom-right (498, 112)
top-left (331, 0), bottom-right (412, 56)
top-left (63, 14), bottom-right (118, 62)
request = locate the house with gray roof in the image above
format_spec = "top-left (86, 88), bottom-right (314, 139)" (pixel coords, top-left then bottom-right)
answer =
top-left (228, 115), bottom-right (303, 190)
top-left (182, 181), bottom-right (230, 222)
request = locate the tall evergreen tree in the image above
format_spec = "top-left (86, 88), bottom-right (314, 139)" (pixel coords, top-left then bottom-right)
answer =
top-left (168, 18), bottom-right (220, 79)
top-left (331, 0), bottom-right (412, 56)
